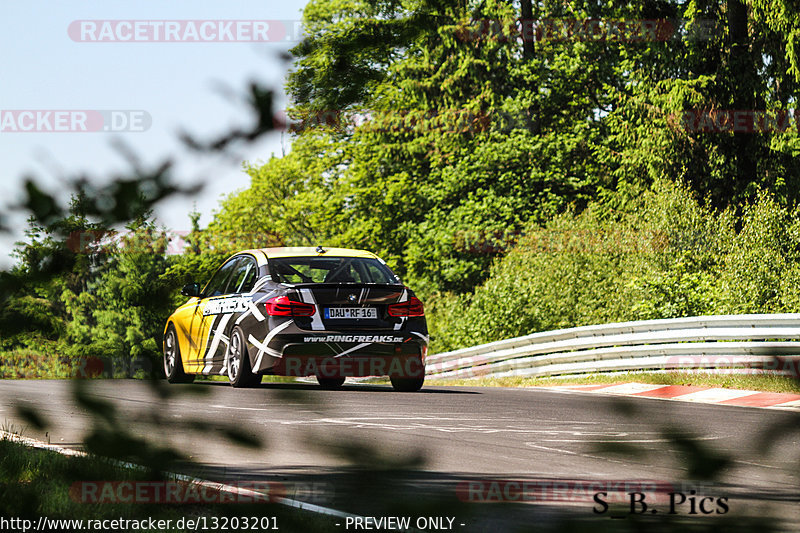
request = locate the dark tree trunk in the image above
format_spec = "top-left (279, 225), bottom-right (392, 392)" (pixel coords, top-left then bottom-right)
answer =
top-left (727, 0), bottom-right (756, 204)
top-left (520, 0), bottom-right (535, 60)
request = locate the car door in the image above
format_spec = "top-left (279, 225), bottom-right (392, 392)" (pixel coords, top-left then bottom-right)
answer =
top-left (185, 257), bottom-right (239, 371)
top-left (207, 255), bottom-right (259, 369)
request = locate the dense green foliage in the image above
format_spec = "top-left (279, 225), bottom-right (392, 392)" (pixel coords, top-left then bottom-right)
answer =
top-left (429, 180), bottom-right (800, 352)
top-left (214, 0), bottom-right (800, 296)
top-left (4, 0), bottom-right (800, 371)
top-left (1, 204), bottom-right (226, 377)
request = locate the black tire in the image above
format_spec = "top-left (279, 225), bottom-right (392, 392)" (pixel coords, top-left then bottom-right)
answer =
top-left (164, 324), bottom-right (195, 384)
top-left (390, 376), bottom-right (424, 392)
top-left (227, 326), bottom-right (262, 388)
top-left (316, 376), bottom-right (346, 390)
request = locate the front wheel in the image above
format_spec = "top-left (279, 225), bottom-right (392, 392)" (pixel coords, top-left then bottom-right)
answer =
top-left (390, 376), bottom-right (424, 392)
top-left (164, 325), bottom-right (195, 384)
top-left (227, 327), bottom-right (262, 388)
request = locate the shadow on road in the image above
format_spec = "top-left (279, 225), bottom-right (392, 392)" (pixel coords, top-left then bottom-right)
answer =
top-left (172, 463), bottom-right (797, 532)
top-left (193, 380), bottom-right (482, 394)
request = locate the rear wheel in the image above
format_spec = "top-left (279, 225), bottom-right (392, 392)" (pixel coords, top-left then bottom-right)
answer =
top-left (316, 376), bottom-right (346, 390)
top-left (390, 376), bottom-right (424, 392)
top-left (227, 327), bottom-right (262, 388)
top-left (164, 325), bottom-right (195, 384)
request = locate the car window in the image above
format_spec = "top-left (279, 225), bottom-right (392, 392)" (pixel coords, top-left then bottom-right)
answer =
top-left (202, 258), bottom-right (239, 297)
top-left (360, 261), bottom-right (397, 283)
top-left (227, 257), bottom-right (257, 293)
top-left (269, 257), bottom-right (399, 284)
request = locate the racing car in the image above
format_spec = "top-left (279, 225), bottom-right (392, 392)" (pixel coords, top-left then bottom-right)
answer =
top-left (163, 247), bottom-right (428, 391)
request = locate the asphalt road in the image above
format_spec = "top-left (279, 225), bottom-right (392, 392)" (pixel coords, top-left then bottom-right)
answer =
top-left (1, 379), bottom-right (798, 531)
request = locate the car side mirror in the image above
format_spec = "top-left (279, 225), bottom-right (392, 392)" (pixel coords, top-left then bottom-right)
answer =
top-left (181, 282), bottom-right (202, 297)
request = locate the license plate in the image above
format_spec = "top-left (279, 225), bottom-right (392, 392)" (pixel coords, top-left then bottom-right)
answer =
top-left (324, 307), bottom-right (377, 319)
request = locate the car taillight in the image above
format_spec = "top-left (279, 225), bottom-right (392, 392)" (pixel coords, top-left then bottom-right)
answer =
top-left (387, 296), bottom-right (425, 317)
top-left (264, 296), bottom-right (316, 317)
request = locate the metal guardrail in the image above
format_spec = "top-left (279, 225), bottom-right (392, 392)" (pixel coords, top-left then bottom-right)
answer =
top-left (425, 314), bottom-right (800, 379)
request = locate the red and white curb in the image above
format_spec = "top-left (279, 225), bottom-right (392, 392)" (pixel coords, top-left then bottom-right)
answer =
top-left (541, 382), bottom-right (800, 410)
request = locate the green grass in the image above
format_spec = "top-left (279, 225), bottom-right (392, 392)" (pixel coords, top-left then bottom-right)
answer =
top-left (198, 374), bottom-right (300, 383)
top-left (0, 346), bottom-right (77, 379)
top-left (0, 435), bottom-right (337, 532)
top-left (426, 372), bottom-right (800, 394)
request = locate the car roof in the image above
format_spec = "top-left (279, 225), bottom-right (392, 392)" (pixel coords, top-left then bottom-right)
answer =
top-left (241, 247), bottom-right (379, 260)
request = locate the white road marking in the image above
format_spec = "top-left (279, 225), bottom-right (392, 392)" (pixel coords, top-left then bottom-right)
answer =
top-left (210, 405), bottom-right (274, 411)
top-left (273, 416), bottom-right (617, 435)
top-left (524, 442), bottom-right (628, 465)
top-left (542, 436), bottom-right (723, 443)
top-left (729, 459), bottom-right (786, 470)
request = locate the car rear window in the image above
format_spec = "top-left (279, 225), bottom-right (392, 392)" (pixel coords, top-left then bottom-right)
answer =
top-left (269, 257), bottom-right (400, 285)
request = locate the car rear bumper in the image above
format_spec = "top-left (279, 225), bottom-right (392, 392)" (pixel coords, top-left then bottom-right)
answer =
top-left (270, 353), bottom-right (425, 378)
top-left (253, 330), bottom-right (427, 378)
